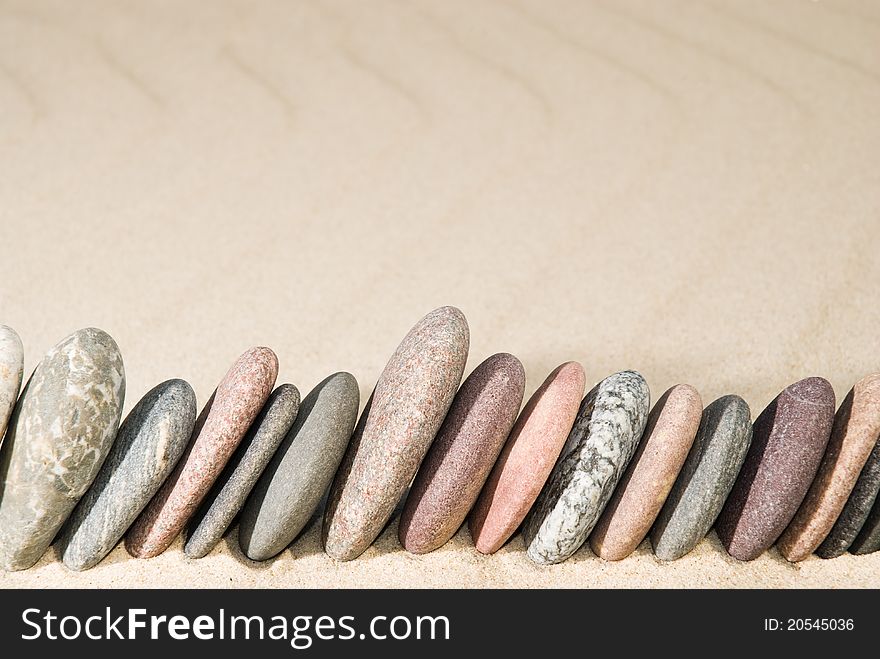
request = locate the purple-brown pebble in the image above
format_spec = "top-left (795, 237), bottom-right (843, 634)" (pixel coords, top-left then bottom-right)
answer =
top-left (323, 306), bottom-right (469, 561)
top-left (590, 384), bottom-right (702, 561)
top-left (777, 373), bottom-right (880, 562)
top-left (716, 377), bottom-right (835, 561)
top-left (469, 361), bottom-right (585, 554)
top-left (399, 353), bottom-right (525, 554)
top-left (125, 347), bottom-right (278, 558)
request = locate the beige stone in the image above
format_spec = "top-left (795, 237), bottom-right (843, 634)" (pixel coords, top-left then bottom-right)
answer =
top-left (590, 384), bottom-right (702, 561)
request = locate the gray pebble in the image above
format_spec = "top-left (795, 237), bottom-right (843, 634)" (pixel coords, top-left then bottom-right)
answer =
top-left (650, 395), bottom-right (753, 560)
top-left (57, 379), bottom-right (196, 570)
top-left (240, 373), bottom-right (359, 561)
top-left (184, 384), bottom-right (300, 558)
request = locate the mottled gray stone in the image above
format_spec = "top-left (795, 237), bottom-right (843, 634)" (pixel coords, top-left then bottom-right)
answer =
top-left (650, 395), bottom-right (753, 561)
top-left (57, 379), bottom-right (196, 570)
top-left (0, 326), bottom-right (24, 441)
top-left (240, 373), bottom-right (359, 561)
top-left (0, 328), bottom-right (125, 571)
top-left (184, 384), bottom-right (300, 559)
top-left (817, 438), bottom-right (880, 558)
top-left (523, 370), bottom-right (650, 565)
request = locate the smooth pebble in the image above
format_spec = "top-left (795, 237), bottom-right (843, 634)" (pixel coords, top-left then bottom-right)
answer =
top-left (323, 307), bottom-right (468, 561)
top-left (0, 328), bottom-right (125, 571)
top-left (469, 362), bottom-right (585, 554)
top-left (240, 373), bottom-right (359, 561)
top-left (126, 347), bottom-right (277, 558)
top-left (58, 379), bottom-right (196, 570)
top-left (399, 353), bottom-right (525, 554)
top-left (185, 384), bottom-right (300, 559)
top-left (716, 377), bottom-right (835, 561)
top-left (523, 370), bottom-right (650, 565)
top-left (650, 395), bottom-right (753, 561)
top-left (590, 384), bottom-right (702, 561)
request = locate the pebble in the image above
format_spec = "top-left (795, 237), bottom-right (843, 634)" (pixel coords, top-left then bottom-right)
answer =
top-left (323, 307), bottom-right (469, 561)
top-left (590, 384), bottom-right (702, 561)
top-left (850, 499), bottom-right (880, 554)
top-left (0, 328), bottom-right (125, 571)
top-left (778, 374), bottom-right (880, 561)
top-left (57, 379), bottom-right (196, 571)
top-left (239, 373), bottom-right (359, 561)
top-left (126, 347), bottom-right (278, 558)
top-left (469, 361), bottom-right (585, 554)
top-left (523, 370), bottom-right (650, 565)
top-left (816, 418), bottom-right (880, 557)
top-left (184, 384), bottom-right (301, 559)
top-left (399, 353), bottom-right (525, 554)
top-left (650, 395), bottom-right (753, 561)
top-left (716, 377), bottom-right (835, 561)
top-left (0, 326), bottom-right (23, 440)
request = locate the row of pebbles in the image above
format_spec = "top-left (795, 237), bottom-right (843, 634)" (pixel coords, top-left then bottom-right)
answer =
top-left (0, 309), bottom-right (878, 571)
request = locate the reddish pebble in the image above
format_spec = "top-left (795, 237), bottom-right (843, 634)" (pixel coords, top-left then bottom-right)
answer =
top-left (469, 361), bottom-right (585, 554)
top-left (778, 373), bottom-right (880, 562)
top-left (716, 377), bottom-right (835, 561)
top-left (399, 353), bottom-right (525, 554)
top-left (590, 384), bottom-right (702, 561)
top-left (125, 347), bottom-right (278, 558)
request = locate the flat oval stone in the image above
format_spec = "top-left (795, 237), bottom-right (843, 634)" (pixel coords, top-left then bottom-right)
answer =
top-left (523, 370), bottom-right (650, 565)
top-left (778, 373), bottom-right (880, 561)
top-left (323, 307), bottom-right (469, 561)
top-left (57, 379), bottom-right (196, 570)
top-left (469, 361), bottom-right (585, 554)
top-left (0, 327), bottom-right (125, 571)
top-left (184, 384), bottom-right (300, 559)
top-left (650, 395), bottom-right (752, 561)
top-left (239, 373), bottom-right (359, 561)
top-left (817, 437), bottom-right (880, 558)
top-left (850, 498), bottom-right (880, 554)
top-left (716, 377), bottom-right (835, 561)
top-left (0, 326), bottom-right (23, 440)
top-left (399, 353), bottom-right (525, 554)
top-left (590, 384), bottom-right (702, 561)
top-left (126, 347), bottom-right (278, 558)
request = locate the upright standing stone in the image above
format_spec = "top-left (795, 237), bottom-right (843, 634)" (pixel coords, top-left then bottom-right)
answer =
top-left (239, 373), bottom-right (359, 561)
top-left (0, 328), bottom-right (125, 571)
top-left (817, 429), bottom-right (880, 557)
top-left (716, 377), bottom-right (835, 561)
top-left (590, 384), bottom-right (702, 561)
top-left (524, 371), bottom-right (650, 565)
top-left (470, 361), bottom-right (585, 554)
top-left (399, 353), bottom-right (525, 554)
top-left (323, 307), bottom-right (469, 561)
top-left (650, 395), bottom-right (752, 561)
top-left (184, 384), bottom-right (300, 559)
top-left (58, 379), bottom-right (197, 570)
top-left (126, 347), bottom-right (277, 558)
top-left (0, 326), bottom-right (23, 440)
top-left (778, 374), bottom-right (880, 561)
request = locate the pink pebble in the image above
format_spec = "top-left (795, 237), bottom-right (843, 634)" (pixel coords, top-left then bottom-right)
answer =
top-left (125, 347), bottom-right (278, 558)
top-left (469, 361), bottom-right (585, 554)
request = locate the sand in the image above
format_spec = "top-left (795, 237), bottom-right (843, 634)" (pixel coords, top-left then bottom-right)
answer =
top-left (1, 0), bottom-right (879, 588)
